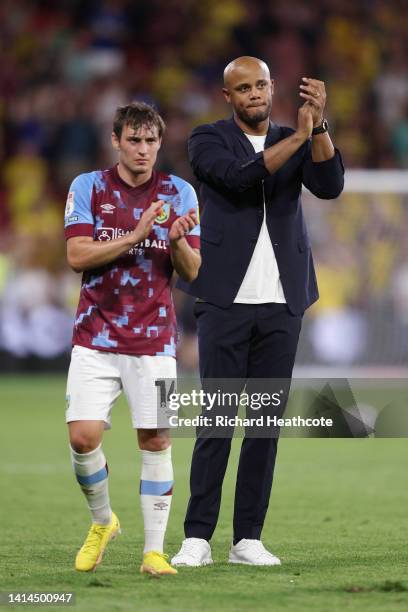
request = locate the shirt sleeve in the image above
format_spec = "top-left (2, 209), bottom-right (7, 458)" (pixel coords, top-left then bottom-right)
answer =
top-left (64, 172), bottom-right (95, 240)
top-left (302, 141), bottom-right (345, 199)
top-left (170, 176), bottom-right (201, 249)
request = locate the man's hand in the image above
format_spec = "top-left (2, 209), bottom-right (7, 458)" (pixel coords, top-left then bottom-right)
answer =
top-left (169, 208), bottom-right (200, 282)
top-left (131, 200), bottom-right (164, 244)
top-left (169, 208), bottom-right (198, 243)
top-left (296, 103), bottom-right (314, 140)
top-left (299, 77), bottom-right (326, 127)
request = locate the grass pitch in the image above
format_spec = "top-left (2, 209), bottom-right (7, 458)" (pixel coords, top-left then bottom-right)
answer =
top-left (0, 375), bottom-right (407, 611)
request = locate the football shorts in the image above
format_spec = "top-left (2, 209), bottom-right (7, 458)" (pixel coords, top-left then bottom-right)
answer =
top-left (65, 345), bottom-right (176, 429)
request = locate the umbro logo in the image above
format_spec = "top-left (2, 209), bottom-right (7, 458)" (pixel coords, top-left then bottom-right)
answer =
top-left (154, 501), bottom-right (168, 511)
top-left (101, 203), bottom-right (116, 214)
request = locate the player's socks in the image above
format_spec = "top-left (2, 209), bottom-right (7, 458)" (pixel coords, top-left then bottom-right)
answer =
top-left (140, 446), bottom-right (173, 554)
top-left (71, 444), bottom-right (112, 525)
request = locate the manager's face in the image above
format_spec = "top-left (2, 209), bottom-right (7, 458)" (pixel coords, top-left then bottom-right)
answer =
top-left (223, 62), bottom-right (274, 127)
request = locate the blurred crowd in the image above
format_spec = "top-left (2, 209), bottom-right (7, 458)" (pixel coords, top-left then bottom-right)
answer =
top-left (0, 0), bottom-right (408, 369)
top-left (297, 188), bottom-right (408, 367)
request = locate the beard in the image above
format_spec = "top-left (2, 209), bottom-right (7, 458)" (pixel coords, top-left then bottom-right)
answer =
top-left (236, 101), bottom-right (272, 126)
top-left (123, 159), bottom-right (150, 175)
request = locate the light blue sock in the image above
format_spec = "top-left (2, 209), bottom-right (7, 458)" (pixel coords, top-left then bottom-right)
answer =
top-left (71, 444), bottom-right (112, 525)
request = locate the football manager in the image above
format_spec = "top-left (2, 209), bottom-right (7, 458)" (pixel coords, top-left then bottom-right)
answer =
top-left (173, 56), bottom-right (344, 567)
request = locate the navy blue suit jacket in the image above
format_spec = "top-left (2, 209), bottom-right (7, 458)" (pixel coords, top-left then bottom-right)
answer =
top-left (178, 117), bottom-right (344, 315)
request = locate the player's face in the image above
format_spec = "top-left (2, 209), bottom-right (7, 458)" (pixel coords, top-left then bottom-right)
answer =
top-left (113, 124), bottom-right (161, 179)
top-left (223, 64), bottom-right (274, 127)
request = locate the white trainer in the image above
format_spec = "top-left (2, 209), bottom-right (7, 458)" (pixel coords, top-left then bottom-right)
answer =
top-left (171, 538), bottom-right (213, 567)
top-left (228, 539), bottom-right (281, 566)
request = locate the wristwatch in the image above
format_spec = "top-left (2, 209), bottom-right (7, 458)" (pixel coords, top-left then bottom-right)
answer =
top-left (312, 119), bottom-right (329, 136)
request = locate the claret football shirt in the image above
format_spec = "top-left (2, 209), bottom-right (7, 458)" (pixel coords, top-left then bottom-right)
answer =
top-left (64, 166), bottom-right (200, 357)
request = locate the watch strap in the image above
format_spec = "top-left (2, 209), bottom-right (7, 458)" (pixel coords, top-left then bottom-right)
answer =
top-left (312, 119), bottom-right (328, 136)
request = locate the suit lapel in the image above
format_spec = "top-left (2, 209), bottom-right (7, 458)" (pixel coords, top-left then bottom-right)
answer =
top-left (227, 117), bottom-right (255, 155)
top-left (227, 117), bottom-right (282, 153)
top-left (226, 117), bottom-right (280, 199)
top-left (265, 121), bottom-right (281, 147)
top-left (264, 122), bottom-right (281, 197)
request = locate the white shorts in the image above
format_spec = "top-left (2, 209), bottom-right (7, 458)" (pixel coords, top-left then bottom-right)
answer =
top-left (66, 345), bottom-right (176, 429)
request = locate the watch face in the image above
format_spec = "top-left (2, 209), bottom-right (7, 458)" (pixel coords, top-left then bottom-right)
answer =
top-left (313, 119), bottom-right (328, 134)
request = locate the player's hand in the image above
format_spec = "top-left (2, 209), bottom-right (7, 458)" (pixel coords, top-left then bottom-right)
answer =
top-left (299, 77), bottom-right (326, 127)
top-left (132, 200), bottom-right (164, 243)
top-left (296, 103), bottom-right (314, 140)
top-left (169, 208), bottom-right (198, 243)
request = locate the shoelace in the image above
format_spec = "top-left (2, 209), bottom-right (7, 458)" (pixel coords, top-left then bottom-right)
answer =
top-left (82, 525), bottom-right (106, 552)
top-left (181, 539), bottom-right (205, 556)
top-left (147, 551), bottom-right (169, 561)
top-left (240, 540), bottom-right (273, 560)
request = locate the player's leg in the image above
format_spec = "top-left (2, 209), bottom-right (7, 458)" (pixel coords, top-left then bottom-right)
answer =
top-left (66, 346), bottom-right (122, 571)
top-left (120, 353), bottom-right (177, 575)
top-left (69, 420), bottom-right (110, 525)
top-left (137, 428), bottom-right (177, 575)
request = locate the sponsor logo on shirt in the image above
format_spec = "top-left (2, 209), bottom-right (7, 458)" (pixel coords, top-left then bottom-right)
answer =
top-left (135, 238), bottom-right (167, 249)
top-left (97, 227), bottom-right (115, 241)
top-left (101, 203), bottom-right (116, 214)
top-left (96, 227), bottom-right (167, 250)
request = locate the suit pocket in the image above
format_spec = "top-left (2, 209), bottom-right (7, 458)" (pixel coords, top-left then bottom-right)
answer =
top-left (193, 300), bottom-right (208, 318)
top-left (201, 224), bottom-right (223, 245)
top-left (298, 234), bottom-right (311, 252)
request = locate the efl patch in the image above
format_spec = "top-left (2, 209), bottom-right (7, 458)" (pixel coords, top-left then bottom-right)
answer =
top-left (155, 203), bottom-right (171, 224)
top-left (65, 191), bottom-right (74, 217)
top-left (67, 215), bottom-right (78, 223)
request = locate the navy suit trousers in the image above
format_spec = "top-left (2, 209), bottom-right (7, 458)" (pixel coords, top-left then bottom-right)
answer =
top-left (184, 301), bottom-right (302, 541)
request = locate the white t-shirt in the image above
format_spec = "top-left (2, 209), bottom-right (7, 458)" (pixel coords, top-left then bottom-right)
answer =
top-left (234, 133), bottom-right (286, 304)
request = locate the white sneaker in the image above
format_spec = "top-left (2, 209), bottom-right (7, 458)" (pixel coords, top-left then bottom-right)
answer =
top-left (229, 539), bottom-right (281, 566)
top-left (171, 538), bottom-right (213, 567)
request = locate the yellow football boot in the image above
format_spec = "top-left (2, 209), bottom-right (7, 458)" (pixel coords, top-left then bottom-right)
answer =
top-left (140, 551), bottom-right (178, 576)
top-left (75, 512), bottom-right (121, 572)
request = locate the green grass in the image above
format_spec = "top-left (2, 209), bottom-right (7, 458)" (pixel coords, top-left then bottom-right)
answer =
top-left (0, 375), bottom-right (407, 611)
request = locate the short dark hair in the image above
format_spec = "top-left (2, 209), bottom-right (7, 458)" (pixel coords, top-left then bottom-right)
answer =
top-left (113, 102), bottom-right (166, 139)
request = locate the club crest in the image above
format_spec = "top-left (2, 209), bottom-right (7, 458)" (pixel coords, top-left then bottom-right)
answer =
top-left (155, 203), bottom-right (171, 224)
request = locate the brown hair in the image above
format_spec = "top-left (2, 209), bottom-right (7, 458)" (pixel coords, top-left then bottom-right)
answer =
top-left (113, 102), bottom-right (166, 139)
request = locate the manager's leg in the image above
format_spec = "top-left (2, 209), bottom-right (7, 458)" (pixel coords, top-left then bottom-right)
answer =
top-left (184, 303), bottom-right (253, 540)
top-left (233, 304), bottom-right (302, 542)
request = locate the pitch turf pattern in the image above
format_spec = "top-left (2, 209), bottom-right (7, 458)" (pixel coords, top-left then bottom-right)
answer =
top-left (0, 375), bottom-right (407, 612)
